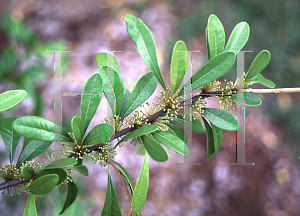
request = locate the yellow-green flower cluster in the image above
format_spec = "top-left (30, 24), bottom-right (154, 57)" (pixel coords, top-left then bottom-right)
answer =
top-left (126, 110), bottom-right (145, 129)
top-left (101, 115), bottom-right (126, 132)
top-left (201, 80), bottom-right (221, 92)
top-left (62, 132), bottom-right (87, 160)
top-left (89, 143), bottom-right (116, 166)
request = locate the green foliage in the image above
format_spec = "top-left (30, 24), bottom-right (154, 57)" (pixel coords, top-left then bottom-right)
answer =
top-left (0, 90), bottom-right (27, 112)
top-left (245, 50), bottom-right (271, 80)
top-left (71, 116), bottom-right (85, 144)
top-left (224, 22), bottom-right (250, 53)
top-left (27, 174), bottom-right (59, 195)
top-left (203, 108), bottom-right (239, 131)
top-left (60, 182), bottom-right (78, 215)
top-left (37, 169), bottom-right (68, 185)
top-left (141, 135), bottom-right (169, 162)
top-left (21, 166), bottom-right (35, 180)
top-left (23, 193), bottom-right (37, 216)
top-left (44, 158), bottom-right (77, 169)
top-left (207, 14), bottom-right (225, 59)
top-left (168, 114), bottom-right (203, 133)
top-left (82, 123), bottom-right (114, 146)
top-left (73, 165), bottom-right (89, 176)
top-left (231, 92), bottom-right (262, 106)
top-left (113, 161), bottom-right (135, 194)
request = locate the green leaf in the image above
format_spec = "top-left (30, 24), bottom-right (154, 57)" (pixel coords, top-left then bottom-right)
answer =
top-left (0, 117), bottom-right (21, 164)
top-left (0, 90), bottom-right (27, 112)
top-left (80, 73), bottom-right (102, 134)
top-left (58, 184), bottom-right (68, 194)
top-left (114, 125), bottom-right (159, 149)
top-left (211, 124), bottom-right (223, 155)
top-left (136, 143), bottom-right (145, 156)
top-left (95, 53), bottom-right (119, 73)
top-left (82, 123), bottom-right (114, 146)
top-left (141, 135), bottom-right (169, 162)
top-left (205, 28), bottom-right (211, 60)
top-left (170, 40), bottom-right (187, 94)
top-left (247, 73), bottom-right (275, 88)
top-left (23, 193), bottom-right (37, 216)
top-left (122, 72), bottom-right (157, 119)
top-left (27, 174), bottom-right (58, 195)
top-left (16, 138), bottom-right (53, 168)
top-left (225, 22), bottom-right (250, 53)
top-left (245, 50), bottom-right (270, 80)
top-left (59, 182), bottom-right (78, 215)
top-left (112, 160), bottom-right (134, 195)
top-left (71, 116), bottom-right (85, 144)
top-left (178, 52), bottom-right (236, 96)
top-left (100, 66), bottom-right (124, 116)
top-left (12, 116), bottom-right (72, 142)
top-left (119, 88), bottom-right (131, 118)
top-left (203, 108), bottom-right (239, 131)
top-left (44, 158), bottom-right (77, 169)
top-left (151, 130), bottom-right (189, 156)
top-left (125, 14), bottom-right (166, 89)
top-left (101, 172), bottom-right (122, 216)
top-left (37, 169), bottom-right (68, 185)
top-left (21, 166), bottom-right (35, 180)
top-left (132, 151), bottom-right (149, 213)
top-left (164, 122), bottom-right (188, 143)
top-left (231, 92), bottom-right (261, 106)
top-left (202, 117), bottom-right (215, 158)
top-left (168, 114), bottom-right (203, 133)
top-left (207, 14), bottom-right (225, 58)
top-left (73, 165), bottom-right (89, 176)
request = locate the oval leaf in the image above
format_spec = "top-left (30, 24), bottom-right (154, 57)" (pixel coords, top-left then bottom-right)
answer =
top-left (141, 135), bottom-right (169, 162)
top-left (95, 53), bottom-right (119, 73)
top-left (37, 169), bottom-right (68, 185)
top-left (231, 92), bottom-right (261, 106)
top-left (44, 158), bottom-right (77, 169)
top-left (203, 108), bottom-right (239, 131)
top-left (82, 123), bottom-right (114, 146)
top-left (0, 90), bottom-right (27, 112)
top-left (71, 116), bottom-right (85, 144)
top-left (74, 165), bottom-right (89, 176)
top-left (225, 22), bottom-right (250, 53)
top-left (122, 72), bottom-right (158, 119)
top-left (59, 181), bottom-right (78, 215)
top-left (245, 50), bottom-right (270, 80)
top-left (132, 151), bottom-right (149, 213)
top-left (0, 117), bottom-right (21, 164)
top-left (12, 116), bottom-right (72, 142)
top-left (23, 193), bottom-right (37, 216)
top-left (247, 73), bottom-right (275, 88)
top-left (179, 52), bottom-right (236, 96)
top-left (151, 130), bottom-right (189, 156)
top-left (27, 174), bottom-right (58, 195)
top-left (164, 122), bottom-right (187, 143)
top-left (168, 114), bottom-right (203, 133)
top-left (170, 40), bottom-right (187, 94)
top-left (114, 125), bottom-right (158, 149)
top-left (21, 166), bottom-right (35, 180)
top-left (207, 14), bottom-right (225, 58)
top-left (101, 172), bottom-right (122, 216)
top-left (16, 138), bottom-right (53, 168)
top-left (80, 73), bottom-right (102, 134)
top-left (125, 14), bottom-right (166, 89)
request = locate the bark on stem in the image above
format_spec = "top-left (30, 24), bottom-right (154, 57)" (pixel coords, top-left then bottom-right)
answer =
top-left (241, 87), bottom-right (300, 94)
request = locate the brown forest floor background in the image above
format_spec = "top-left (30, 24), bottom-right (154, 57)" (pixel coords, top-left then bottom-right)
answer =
top-left (1, 0), bottom-right (300, 216)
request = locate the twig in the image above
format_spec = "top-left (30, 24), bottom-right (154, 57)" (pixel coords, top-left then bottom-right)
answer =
top-left (241, 87), bottom-right (300, 94)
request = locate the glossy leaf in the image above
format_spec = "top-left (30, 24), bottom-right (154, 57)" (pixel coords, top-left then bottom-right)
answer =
top-left (37, 169), bottom-right (68, 185)
top-left (245, 50), bottom-right (270, 80)
top-left (207, 14), bottom-right (225, 59)
top-left (44, 158), bottom-right (77, 169)
top-left (141, 135), bottom-right (169, 162)
top-left (0, 90), bottom-right (27, 112)
top-left (136, 143), bottom-right (145, 156)
top-left (151, 130), bottom-right (189, 156)
top-left (202, 117), bottom-right (215, 158)
top-left (205, 28), bottom-right (211, 60)
top-left (100, 66), bottom-right (124, 116)
top-left (132, 151), bottom-right (149, 213)
top-left (21, 166), bottom-right (35, 180)
top-left (114, 124), bottom-right (158, 149)
top-left (113, 160), bottom-right (134, 195)
top-left (59, 181), bottom-right (78, 215)
top-left (74, 165), bottom-right (89, 176)
top-left (168, 114), bottom-right (203, 133)
top-left (71, 116), bottom-right (85, 144)
top-left (178, 52), bottom-right (236, 96)
top-left (170, 40), bottom-right (187, 94)
top-left (211, 124), bottom-right (223, 155)
top-left (125, 14), bottom-right (166, 89)
top-left (101, 172), bottom-right (122, 216)
top-left (119, 88), bottom-right (131, 118)
top-left (225, 22), bottom-right (250, 53)
top-left (247, 73), bottom-right (275, 88)
top-left (27, 174), bottom-right (58, 195)
top-left (16, 138), bottom-right (53, 168)
top-left (80, 73), bottom-right (102, 134)
top-left (231, 92), bottom-right (261, 106)
top-left (122, 72), bottom-right (157, 119)
top-left (12, 116), bottom-right (72, 142)
top-left (82, 123), bottom-right (114, 146)
top-left (0, 117), bottom-right (21, 163)
top-left (95, 53), bottom-right (119, 73)
top-left (164, 122), bottom-right (187, 143)
top-left (23, 193), bottom-right (37, 216)
top-left (203, 108), bottom-right (239, 131)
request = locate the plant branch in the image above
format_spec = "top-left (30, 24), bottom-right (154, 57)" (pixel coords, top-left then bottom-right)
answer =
top-left (0, 179), bottom-right (29, 191)
top-left (241, 87), bottom-right (300, 94)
